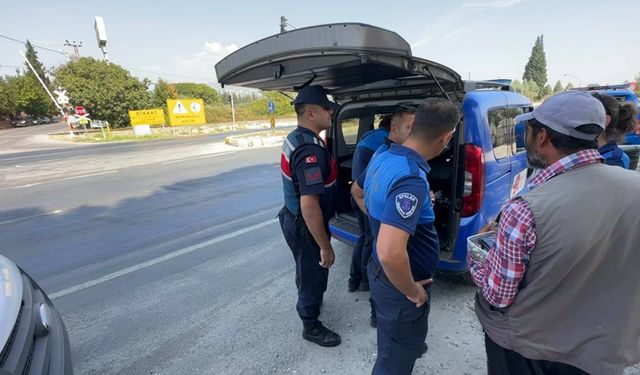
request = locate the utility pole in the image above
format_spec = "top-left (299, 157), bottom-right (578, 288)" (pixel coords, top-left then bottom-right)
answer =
top-left (64, 40), bottom-right (82, 60)
top-left (279, 16), bottom-right (297, 33)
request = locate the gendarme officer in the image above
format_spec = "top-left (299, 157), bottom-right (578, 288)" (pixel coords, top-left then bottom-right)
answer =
top-left (278, 85), bottom-right (341, 347)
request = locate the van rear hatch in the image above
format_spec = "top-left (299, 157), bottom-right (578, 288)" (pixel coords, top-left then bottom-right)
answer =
top-left (215, 23), bottom-right (462, 93)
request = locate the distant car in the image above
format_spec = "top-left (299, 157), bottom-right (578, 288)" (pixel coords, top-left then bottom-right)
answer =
top-left (13, 117), bottom-right (37, 127)
top-left (0, 254), bottom-right (73, 374)
top-left (50, 116), bottom-right (60, 123)
top-left (36, 117), bottom-right (51, 125)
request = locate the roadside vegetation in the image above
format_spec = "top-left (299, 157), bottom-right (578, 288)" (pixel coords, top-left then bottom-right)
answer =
top-left (1, 37), bottom-right (638, 128)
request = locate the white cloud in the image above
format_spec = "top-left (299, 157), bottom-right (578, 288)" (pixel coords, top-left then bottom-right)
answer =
top-left (463, 0), bottom-right (526, 9)
top-left (134, 41), bottom-right (239, 87)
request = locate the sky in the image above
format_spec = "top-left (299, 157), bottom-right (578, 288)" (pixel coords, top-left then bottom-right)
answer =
top-left (1, 0), bottom-right (638, 90)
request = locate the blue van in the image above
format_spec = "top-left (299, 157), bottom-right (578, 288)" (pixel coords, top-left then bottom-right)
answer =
top-left (215, 23), bottom-right (532, 275)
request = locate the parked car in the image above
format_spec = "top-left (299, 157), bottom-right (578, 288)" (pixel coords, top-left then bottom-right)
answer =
top-left (12, 117), bottom-right (37, 127)
top-left (0, 254), bottom-right (73, 374)
top-left (36, 117), bottom-right (51, 125)
top-left (215, 23), bottom-right (533, 275)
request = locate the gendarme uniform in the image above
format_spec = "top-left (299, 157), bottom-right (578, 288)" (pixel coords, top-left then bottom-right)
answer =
top-left (362, 143), bottom-right (439, 375)
top-left (278, 125), bottom-right (336, 326)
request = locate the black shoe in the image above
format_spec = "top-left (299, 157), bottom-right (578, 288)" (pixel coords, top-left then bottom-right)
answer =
top-left (419, 342), bottom-right (428, 357)
top-left (302, 324), bottom-right (341, 347)
top-left (369, 314), bottom-right (377, 328)
top-left (360, 282), bottom-right (370, 292)
top-left (348, 278), bottom-right (359, 293)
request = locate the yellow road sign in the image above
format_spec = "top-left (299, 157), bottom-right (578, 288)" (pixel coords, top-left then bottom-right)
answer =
top-left (167, 98), bottom-right (206, 126)
top-left (129, 108), bottom-right (165, 126)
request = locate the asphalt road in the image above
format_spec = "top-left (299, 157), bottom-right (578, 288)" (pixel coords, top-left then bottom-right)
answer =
top-left (1, 129), bottom-right (638, 374)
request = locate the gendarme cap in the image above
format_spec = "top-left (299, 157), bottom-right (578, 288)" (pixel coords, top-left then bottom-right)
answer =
top-left (292, 85), bottom-right (340, 110)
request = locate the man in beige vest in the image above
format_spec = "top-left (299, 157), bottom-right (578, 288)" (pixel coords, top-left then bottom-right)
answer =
top-left (468, 90), bottom-right (640, 375)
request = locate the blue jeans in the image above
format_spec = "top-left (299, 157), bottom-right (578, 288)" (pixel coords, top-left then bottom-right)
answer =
top-left (369, 261), bottom-right (431, 375)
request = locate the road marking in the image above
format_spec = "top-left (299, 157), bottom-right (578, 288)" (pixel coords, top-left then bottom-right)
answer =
top-left (0, 209), bottom-right (64, 225)
top-left (8, 170), bottom-right (119, 189)
top-left (160, 151), bottom-right (236, 165)
top-left (49, 217), bottom-right (279, 300)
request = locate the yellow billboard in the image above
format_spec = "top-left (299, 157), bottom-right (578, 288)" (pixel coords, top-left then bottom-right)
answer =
top-left (129, 108), bottom-right (165, 126)
top-left (167, 98), bottom-right (206, 126)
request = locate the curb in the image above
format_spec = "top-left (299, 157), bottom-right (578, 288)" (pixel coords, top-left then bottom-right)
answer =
top-left (225, 131), bottom-right (287, 148)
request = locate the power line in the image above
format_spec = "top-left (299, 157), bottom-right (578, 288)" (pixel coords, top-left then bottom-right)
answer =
top-left (125, 67), bottom-right (214, 82)
top-left (0, 64), bottom-right (21, 69)
top-left (0, 34), bottom-right (66, 55)
top-left (1, 33), bottom-right (215, 83)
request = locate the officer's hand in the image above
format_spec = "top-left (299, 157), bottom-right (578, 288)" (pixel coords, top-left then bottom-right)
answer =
top-left (319, 246), bottom-right (335, 268)
top-left (407, 279), bottom-right (433, 308)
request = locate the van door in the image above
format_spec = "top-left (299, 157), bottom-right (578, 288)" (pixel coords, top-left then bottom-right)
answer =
top-left (462, 92), bottom-right (511, 221)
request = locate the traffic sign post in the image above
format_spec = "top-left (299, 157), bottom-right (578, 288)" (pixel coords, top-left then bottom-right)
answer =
top-left (75, 106), bottom-right (86, 116)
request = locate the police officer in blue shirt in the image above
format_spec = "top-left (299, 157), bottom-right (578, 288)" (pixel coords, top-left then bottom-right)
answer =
top-left (350, 109), bottom-right (417, 295)
top-left (277, 85), bottom-right (341, 347)
top-left (361, 99), bottom-right (459, 374)
top-left (350, 108), bottom-right (415, 327)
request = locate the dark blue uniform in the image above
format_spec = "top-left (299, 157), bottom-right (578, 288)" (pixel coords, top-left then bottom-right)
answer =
top-left (363, 143), bottom-right (439, 375)
top-left (599, 141), bottom-right (630, 169)
top-left (350, 128), bottom-right (389, 289)
top-left (278, 126), bottom-right (337, 326)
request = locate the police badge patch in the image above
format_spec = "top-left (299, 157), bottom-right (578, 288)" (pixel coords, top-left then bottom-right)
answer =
top-left (395, 193), bottom-right (418, 219)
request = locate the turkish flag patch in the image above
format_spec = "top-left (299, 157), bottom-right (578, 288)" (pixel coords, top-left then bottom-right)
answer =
top-left (305, 155), bottom-right (318, 164)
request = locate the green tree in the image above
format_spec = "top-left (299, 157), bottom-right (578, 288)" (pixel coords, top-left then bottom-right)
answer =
top-left (0, 77), bottom-right (11, 116)
top-left (53, 57), bottom-right (153, 127)
top-left (511, 79), bottom-right (523, 94)
top-left (152, 79), bottom-right (177, 107)
top-left (24, 40), bottom-right (49, 85)
top-left (565, 82), bottom-right (574, 91)
top-left (553, 80), bottom-right (564, 94)
top-left (520, 79), bottom-right (541, 101)
top-left (174, 82), bottom-right (220, 104)
top-left (523, 35), bottom-right (548, 90)
top-left (5, 74), bottom-right (54, 116)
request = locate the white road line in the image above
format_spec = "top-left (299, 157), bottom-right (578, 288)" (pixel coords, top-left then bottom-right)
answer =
top-left (0, 209), bottom-right (64, 225)
top-left (49, 217), bottom-right (279, 300)
top-left (160, 151), bottom-right (236, 165)
top-left (8, 170), bottom-right (119, 189)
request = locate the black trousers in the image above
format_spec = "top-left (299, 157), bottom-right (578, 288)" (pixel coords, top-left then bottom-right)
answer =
top-left (278, 207), bottom-right (329, 326)
top-left (485, 333), bottom-right (589, 375)
top-left (350, 199), bottom-right (373, 285)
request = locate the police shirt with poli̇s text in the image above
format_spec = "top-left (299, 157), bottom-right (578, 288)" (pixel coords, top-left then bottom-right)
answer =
top-left (363, 143), bottom-right (439, 281)
top-left (291, 127), bottom-right (337, 224)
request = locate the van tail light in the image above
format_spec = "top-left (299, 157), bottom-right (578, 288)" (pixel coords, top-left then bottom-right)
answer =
top-left (462, 144), bottom-right (485, 217)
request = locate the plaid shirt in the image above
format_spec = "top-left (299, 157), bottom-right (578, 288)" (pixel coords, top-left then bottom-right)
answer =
top-left (468, 149), bottom-right (603, 308)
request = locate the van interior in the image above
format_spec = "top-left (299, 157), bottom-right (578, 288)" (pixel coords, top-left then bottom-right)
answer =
top-left (329, 99), bottom-right (464, 258)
